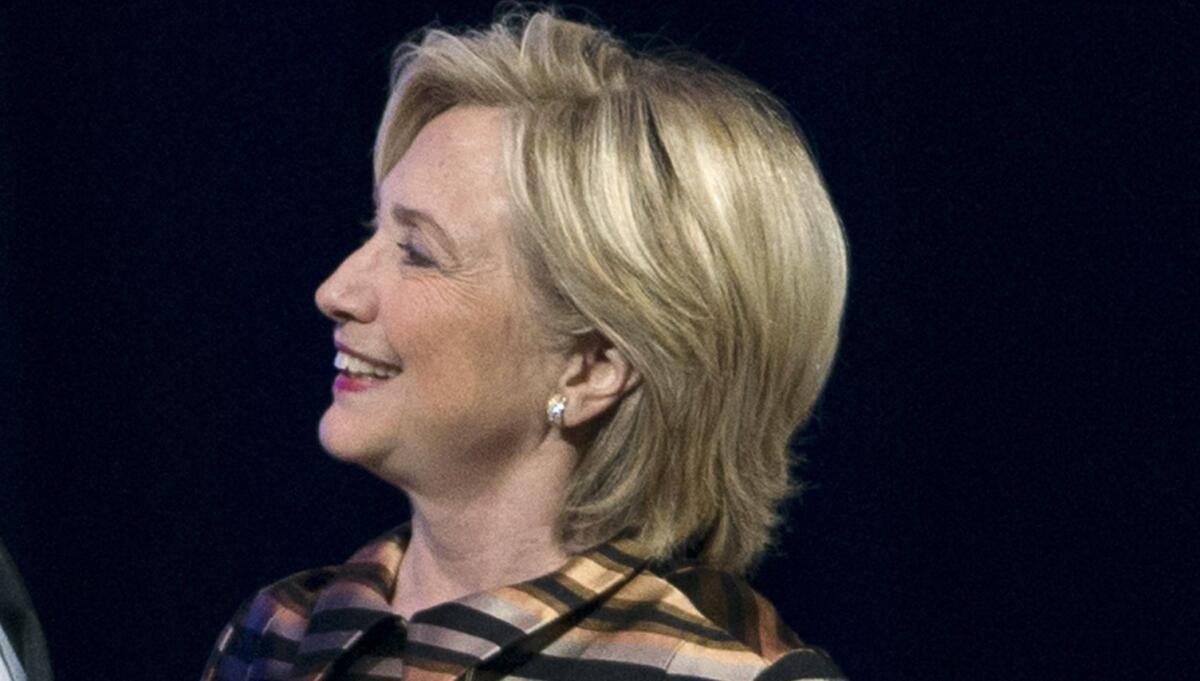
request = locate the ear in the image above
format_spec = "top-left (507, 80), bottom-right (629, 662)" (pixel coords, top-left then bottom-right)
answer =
top-left (557, 333), bottom-right (642, 429)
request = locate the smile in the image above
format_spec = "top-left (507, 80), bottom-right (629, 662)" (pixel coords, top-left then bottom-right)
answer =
top-left (333, 351), bottom-right (402, 379)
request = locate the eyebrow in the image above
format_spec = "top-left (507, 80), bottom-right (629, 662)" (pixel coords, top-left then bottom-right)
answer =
top-left (390, 203), bottom-right (459, 261)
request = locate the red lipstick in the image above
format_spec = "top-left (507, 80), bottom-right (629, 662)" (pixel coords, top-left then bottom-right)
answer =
top-left (333, 373), bottom-right (377, 393)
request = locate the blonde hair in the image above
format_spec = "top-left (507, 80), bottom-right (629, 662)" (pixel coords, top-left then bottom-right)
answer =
top-left (375, 8), bottom-right (847, 573)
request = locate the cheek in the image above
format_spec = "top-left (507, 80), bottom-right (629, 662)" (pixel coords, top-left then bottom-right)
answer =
top-left (439, 310), bottom-right (547, 409)
top-left (378, 294), bottom-right (487, 391)
top-left (426, 310), bottom-right (519, 385)
top-left (379, 275), bottom-right (554, 404)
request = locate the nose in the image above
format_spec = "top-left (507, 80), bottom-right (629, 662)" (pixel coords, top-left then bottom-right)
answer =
top-left (315, 244), bottom-right (378, 324)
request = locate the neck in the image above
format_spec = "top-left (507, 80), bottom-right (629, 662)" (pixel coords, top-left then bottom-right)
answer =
top-left (390, 438), bottom-right (576, 619)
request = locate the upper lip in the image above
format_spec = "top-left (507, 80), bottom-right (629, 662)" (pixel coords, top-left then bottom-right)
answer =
top-left (334, 338), bottom-right (403, 371)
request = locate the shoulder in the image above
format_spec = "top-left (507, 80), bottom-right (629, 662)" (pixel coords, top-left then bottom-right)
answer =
top-left (201, 527), bottom-right (405, 680)
top-left (234, 565), bottom-right (339, 629)
top-left (646, 564), bottom-right (845, 680)
top-left (200, 566), bottom-right (338, 680)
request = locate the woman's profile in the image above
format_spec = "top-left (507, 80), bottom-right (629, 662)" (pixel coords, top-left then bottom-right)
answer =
top-left (203, 8), bottom-right (847, 680)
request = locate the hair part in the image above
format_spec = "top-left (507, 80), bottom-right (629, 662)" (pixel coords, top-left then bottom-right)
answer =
top-left (374, 7), bottom-right (847, 573)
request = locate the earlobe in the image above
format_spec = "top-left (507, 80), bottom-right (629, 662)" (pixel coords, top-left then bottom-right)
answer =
top-left (546, 394), bottom-right (567, 426)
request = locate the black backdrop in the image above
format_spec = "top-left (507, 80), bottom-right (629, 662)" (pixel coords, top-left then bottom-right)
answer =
top-left (1, 2), bottom-right (1194, 679)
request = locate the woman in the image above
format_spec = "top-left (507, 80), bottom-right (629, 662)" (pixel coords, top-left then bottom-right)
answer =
top-left (203, 9), bottom-right (847, 681)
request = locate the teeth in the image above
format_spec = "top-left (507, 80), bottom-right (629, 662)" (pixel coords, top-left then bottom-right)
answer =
top-left (334, 351), bottom-right (400, 379)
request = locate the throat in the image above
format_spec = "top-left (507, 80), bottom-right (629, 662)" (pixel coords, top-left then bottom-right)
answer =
top-left (390, 510), bottom-right (570, 618)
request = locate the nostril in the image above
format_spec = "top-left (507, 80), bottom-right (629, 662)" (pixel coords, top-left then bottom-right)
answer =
top-left (316, 275), bottom-right (377, 324)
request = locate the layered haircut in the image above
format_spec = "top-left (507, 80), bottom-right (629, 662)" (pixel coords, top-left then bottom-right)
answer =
top-left (375, 8), bottom-right (847, 573)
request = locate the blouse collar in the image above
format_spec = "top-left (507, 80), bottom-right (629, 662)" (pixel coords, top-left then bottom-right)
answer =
top-left (295, 524), bottom-right (651, 679)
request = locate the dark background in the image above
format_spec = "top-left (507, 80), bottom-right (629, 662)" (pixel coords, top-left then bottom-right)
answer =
top-left (1, 2), bottom-right (1195, 679)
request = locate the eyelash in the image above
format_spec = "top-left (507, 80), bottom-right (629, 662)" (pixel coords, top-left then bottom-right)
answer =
top-left (360, 216), bottom-right (436, 269)
top-left (397, 241), bottom-right (436, 268)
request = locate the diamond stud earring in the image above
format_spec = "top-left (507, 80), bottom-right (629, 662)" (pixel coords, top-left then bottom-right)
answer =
top-left (546, 394), bottom-right (567, 426)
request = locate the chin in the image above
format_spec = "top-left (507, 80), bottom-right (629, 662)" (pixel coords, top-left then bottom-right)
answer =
top-left (318, 406), bottom-right (381, 465)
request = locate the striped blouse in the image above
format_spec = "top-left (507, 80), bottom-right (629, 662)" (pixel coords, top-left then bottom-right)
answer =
top-left (201, 525), bottom-right (843, 681)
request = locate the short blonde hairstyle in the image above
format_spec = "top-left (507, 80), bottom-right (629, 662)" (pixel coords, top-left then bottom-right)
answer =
top-left (375, 8), bottom-right (847, 573)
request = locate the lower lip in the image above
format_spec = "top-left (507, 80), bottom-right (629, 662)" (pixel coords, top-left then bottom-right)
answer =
top-left (333, 372), bottom-right (386, 393)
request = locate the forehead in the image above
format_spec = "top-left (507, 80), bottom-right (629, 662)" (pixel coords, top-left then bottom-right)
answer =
top-left (378, 107), bottom-right (511, 246)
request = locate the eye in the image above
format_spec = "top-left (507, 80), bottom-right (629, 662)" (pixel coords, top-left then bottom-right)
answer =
top-left (397, 241), bottom-right (437, 268)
